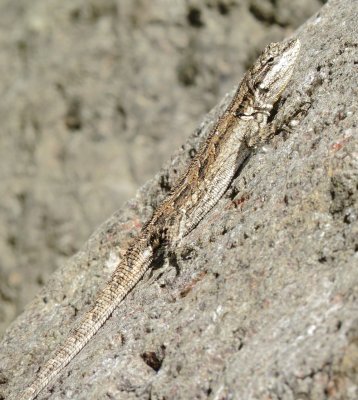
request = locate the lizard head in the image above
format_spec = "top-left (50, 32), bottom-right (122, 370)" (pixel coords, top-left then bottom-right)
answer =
top-left (236, 38), bottom-right (301, 119)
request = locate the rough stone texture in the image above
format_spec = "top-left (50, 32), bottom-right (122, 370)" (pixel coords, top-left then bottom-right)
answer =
top-left (0, 0), bottom-right (324, 336)
top-left (1, 0), bottom-right (358, 399)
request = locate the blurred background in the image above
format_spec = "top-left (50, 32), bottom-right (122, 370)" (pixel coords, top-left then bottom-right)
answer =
top-left (0, 0), bottom-right (324, 337)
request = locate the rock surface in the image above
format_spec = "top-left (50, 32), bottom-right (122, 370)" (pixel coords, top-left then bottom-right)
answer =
top-left (1, 0), bottom-right (357, 399)
top-left (0, 0), bottom-right (323, 336)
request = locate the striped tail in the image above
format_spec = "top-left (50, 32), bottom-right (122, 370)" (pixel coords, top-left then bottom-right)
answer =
top-left (18, 240), bottom-right (153, 400)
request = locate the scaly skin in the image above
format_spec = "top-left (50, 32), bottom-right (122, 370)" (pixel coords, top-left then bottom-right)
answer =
top-left (17, 38), bottom-right (300, 400)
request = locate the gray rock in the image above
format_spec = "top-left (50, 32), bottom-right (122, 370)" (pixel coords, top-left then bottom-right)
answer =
top-left (1, 0), bottom-right (357, 399)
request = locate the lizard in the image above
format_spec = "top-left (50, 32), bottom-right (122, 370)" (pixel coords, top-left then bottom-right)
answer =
top-left (16, 38), bottom-right (301, 400)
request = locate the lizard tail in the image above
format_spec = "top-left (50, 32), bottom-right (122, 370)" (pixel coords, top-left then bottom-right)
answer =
top-left (18, 240), bottom-right (153, 400)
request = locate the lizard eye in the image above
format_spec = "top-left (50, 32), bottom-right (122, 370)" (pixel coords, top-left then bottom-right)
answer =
top-left (234, 103), bottom-right (246, 117)
top-left (266, 56), bottom-right (274, 64)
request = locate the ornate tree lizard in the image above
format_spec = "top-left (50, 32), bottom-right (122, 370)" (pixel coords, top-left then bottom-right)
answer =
top-left (17, 38), bottom-right (301, 400)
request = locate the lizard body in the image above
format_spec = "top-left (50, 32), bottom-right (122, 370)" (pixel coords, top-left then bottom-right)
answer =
top-left (18, 38), bottom-right (300, 400)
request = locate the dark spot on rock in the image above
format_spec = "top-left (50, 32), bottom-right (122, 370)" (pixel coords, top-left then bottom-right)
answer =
top-left (0, 371), bottom-right (8, 384)
top-left (7, 235), bottom-right (17, 247)
top-left (177, 58), bottom-right (199, 86)
top-left (187, 7), bottom-right (204, 28)
top-left (65, 98), bottom-right (82, 131)
top-left (141, 350), bottom-right (164, 372)
top-left (217, 1), bottom-right (230, 15)
top-left (318, 256), bottom-right (327, 263)
top-left (70, 8), bottom-right (81, 21)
